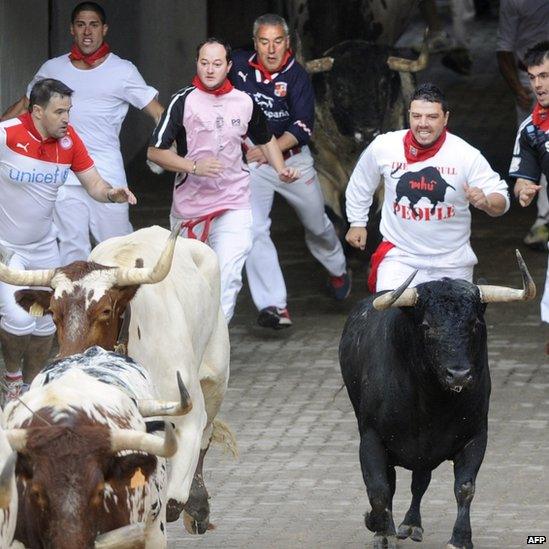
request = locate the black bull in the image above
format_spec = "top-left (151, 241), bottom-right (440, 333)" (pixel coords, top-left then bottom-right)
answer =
top-left (393, 166), bottom-right (456, 215)
top-left (338, 263), bottom-right (535, 549)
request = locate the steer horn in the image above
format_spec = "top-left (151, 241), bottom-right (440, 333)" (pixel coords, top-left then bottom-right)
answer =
top-left (114, 224), bottom-right (180, 286)
top-left (95, 523), bottom-right (146, 549)
top-left (305, 56), bottom-right (334, 74)
top-left (387, 28), bottom-right (429, 73)
top-left (110, 421), bottom-right (177, 458)
top-left (137, 371), bottom-right (192, 417)
top-left (477, 249), bottom-right (536, 303)
top-left (0, 452), bottom-right (16, 509)
top-left (0, 261), bottom-right (55, 287)
top-left (372, 271), bottom-right (418, 311)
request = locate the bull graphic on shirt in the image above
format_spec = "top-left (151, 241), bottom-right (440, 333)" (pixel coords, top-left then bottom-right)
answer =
top-left (393, 166), bottom-right (455, 216)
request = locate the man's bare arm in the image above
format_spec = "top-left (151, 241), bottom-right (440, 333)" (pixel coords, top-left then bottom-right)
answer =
top-left (1, 96), bottom-right (29, 122)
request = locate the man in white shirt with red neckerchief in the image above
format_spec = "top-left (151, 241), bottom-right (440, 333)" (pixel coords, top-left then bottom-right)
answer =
top-left (0, 78), bottom-right (136, 402)
top-left (1, 1), bottom-right (163, 265)
top-left (345, 82), bottom-right (509, 292)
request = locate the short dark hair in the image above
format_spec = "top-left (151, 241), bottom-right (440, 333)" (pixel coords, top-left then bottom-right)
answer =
top-left (523, 41), bottom-right (549, 69)
top-left (29, 79), bottom-right (74, 111)
top-left (409, 82), bottom-right (449, 113)
top-left (196, 38), bottom-right (232, 63)
top-left (71, 2), bottom-right (106, 24)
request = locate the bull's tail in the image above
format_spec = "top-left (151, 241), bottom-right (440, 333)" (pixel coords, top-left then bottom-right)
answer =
top-left (211, 419), bottom-right (239, 459)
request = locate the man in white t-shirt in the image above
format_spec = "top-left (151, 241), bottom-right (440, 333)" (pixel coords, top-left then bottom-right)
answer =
top-left (345, 83), bottom-right (509, 292)
top-left (1, 1), bottom-right (163, 264)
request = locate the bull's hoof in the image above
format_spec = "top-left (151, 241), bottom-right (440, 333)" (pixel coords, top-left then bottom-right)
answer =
top-left (397, 523), bottom-right (423, 542)
top-left (183, 510), bottom-right (211, 535)
top-left (166, 498), bottom-right (185, 523)
top-left (372, 533), bottom-right (396, 549)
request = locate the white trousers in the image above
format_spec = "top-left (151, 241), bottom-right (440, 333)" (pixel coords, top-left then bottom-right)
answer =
top-left (376, 242), bottom-right (477, 292)
top-left (171, 209), bottom-right (252, 323)
top-left (0, 235), bottom-right (58, 336)
top-left (54, 185), bottom-right (133, 265)
top-left (245, 146), bottom-right (347, 310)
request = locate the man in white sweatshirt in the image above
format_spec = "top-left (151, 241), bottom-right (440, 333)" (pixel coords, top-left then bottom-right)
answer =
top-left (345, 82), bottom-right (509, 292)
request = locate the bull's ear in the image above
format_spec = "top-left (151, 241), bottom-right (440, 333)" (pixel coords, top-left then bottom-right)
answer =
top-left (105, 453), bottom-right (157, 487)
top-left (15, 289), bottom-right (53, 316)
top-left (112, 286), bottom-right (140, 315)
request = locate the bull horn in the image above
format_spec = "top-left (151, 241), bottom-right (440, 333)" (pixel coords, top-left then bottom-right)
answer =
top-left (372, 271), bottom-right (418, 310)
top-left (95, 523), bottom-right (146, 549)
top-left (305, 56), bottom-right (334, 74)
top-left (5, 429), bottom-right (27, 453)
top-left (387, 28), bottom-right (429, 73)
top-left (477, 249), bottom-right (536, 303)
top-left (0, 452), bottom-right (16, 509)
top-left (114, 224), bottom-right (180, 286)
top-left (110, 421), bottom-right (177, 458)
top-left (137, 371), bottom-right (192, 417)
top-left (0, 261), bottom-right (55, 288)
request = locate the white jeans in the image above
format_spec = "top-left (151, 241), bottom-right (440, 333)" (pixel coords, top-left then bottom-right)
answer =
top-left (376, 242), bottom-right (477, 292)
top-left (245, 146), bottom-right (346, 311)
top-left (0, 233), bottom-right (58, 336)
top-left (171, 209), bottom-right (252, 323)
top-left (54, 185), bottom-right (133, 264)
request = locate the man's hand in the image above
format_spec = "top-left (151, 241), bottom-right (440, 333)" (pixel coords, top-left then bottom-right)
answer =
top-left (464, 183), bottom-right (489, 210)
top-left (515, 179), bottom-right (542, 207)
top-left (107, 187), bottom-right (137, 205)
top-left (195, 157), bottom-right (224, 177)
top-left (345, 227), bottom-right (367, 250)
top-left (246, 146), bottom-right (268, 165)
top-left (278, 167), bottom-right (300, 183)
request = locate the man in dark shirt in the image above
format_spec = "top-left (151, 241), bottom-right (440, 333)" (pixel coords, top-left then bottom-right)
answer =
top-left (229, 13), bottom-right (350, 330)
top-left (510, 41), bottom-right (549, 353)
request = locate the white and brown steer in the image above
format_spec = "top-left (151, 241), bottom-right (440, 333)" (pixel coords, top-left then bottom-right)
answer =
top-left (1, 225), bottom-right (235, 534)
top-left (3, 346), bottom-right (192, 548)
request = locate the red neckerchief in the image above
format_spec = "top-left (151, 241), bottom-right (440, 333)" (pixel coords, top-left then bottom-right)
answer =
top-left (532, 102), bottom-right (549, 132)
top-left (69, 42), bottom-right (110, 66)
top-left (179, 209), bottom-right (229, 242)
top-left (403, 128), bottom-right (447, 164)
top-left (248, 50), bottom-right (293, 82)
top-left (18, 112), bottom-right (56, 157)
top-left (192, 75), bottom-right (234, 96)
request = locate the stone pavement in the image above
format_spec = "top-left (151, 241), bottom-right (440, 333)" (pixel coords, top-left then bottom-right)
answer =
top-left (158, 10), bottom-right (548, 549)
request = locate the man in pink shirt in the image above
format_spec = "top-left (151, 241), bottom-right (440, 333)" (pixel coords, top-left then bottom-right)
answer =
top-left (148, 38), bottom-right (298, 322)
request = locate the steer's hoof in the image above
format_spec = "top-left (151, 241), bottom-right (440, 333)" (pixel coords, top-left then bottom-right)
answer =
top-left (183, 510), bottom-right (213, 535)
top-left (397, 523), bottom-right (423, 542)
top-left (373, 533), bottom-right (396, 549)
top-left (166, 498), bottom-right (184, 523)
